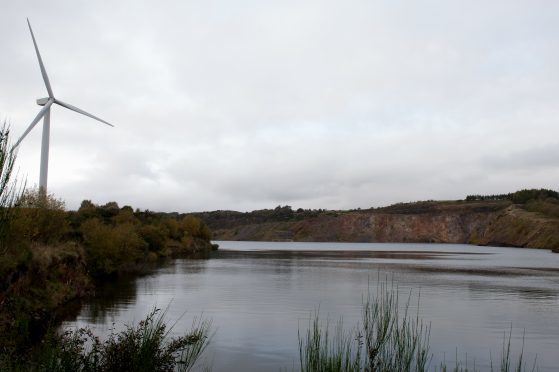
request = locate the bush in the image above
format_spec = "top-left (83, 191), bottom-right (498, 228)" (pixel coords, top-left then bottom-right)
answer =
top-left (139, 224), bottom-right (167, 252)
top-left (181, 216), bottom-right (211, 241)
top-left (523, 198), bottom-right (559, 218)
top-left (81, 219), bottom-right (147, 277)
top-left (162, 218), bottom-right (181, 240)
top-left (1, 308), bottom-right (211, 372)
top-left (9, 189), bottom-right (68, 245)
top-left (112, 207), bottom-right (140, 226)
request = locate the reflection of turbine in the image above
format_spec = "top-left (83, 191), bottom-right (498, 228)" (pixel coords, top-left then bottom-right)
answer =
top-left (15, 19), bottom-right (114, 193)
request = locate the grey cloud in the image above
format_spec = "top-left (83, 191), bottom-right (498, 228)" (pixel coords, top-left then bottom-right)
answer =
top-left (483, 144), bottom-right (559, 172)
top-left (1, 0), bottom-right (559, 212)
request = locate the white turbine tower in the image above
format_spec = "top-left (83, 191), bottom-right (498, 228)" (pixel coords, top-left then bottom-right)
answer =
top-left (15, 19), bottom-right (114, 193)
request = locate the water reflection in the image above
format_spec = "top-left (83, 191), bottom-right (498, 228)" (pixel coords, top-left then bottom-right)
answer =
top-left (82, 274), bottom-right (139, 323)
top-left (62, 242), bottom-right (559, 371)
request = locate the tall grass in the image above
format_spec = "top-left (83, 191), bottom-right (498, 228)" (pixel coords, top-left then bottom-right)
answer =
top-left (362, 282), bottom-right (431, 372)
top-left (0, 308), bottom-right (211, 372)
top-left (299, 282), bottom-right (536, 372)
top-left (299, 315), bottom-right (361, 372)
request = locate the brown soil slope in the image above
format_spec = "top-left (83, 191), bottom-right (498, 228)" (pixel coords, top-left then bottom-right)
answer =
top-left (206, 201), bottom-right (559, 251)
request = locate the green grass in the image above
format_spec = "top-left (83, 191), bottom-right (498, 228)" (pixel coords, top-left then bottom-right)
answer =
top-left (299, 315), bottom-right (361, 372)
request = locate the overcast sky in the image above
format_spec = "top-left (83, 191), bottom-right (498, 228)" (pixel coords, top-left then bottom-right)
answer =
top-left (1, 0), bottom-right (558, 212)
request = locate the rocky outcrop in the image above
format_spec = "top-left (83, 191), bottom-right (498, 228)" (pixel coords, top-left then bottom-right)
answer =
top-left (471, 206), bottom-right (559, 249)
top-left (209, 201), bottom-right (559, 251)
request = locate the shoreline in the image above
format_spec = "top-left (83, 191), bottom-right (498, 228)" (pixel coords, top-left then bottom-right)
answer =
top-left (0, 238), bottom-right (215, 357)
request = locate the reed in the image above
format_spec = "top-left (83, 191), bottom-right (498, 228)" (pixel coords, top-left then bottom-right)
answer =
top-left (298, 282), bottom-right (536, 372)
top-left (299, 315), bottom-right (361, 372)
top-left (362, 281), bottom-right (431, 372)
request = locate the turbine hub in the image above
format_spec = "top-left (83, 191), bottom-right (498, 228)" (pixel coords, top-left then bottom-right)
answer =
top-left (36, 97), bottom-right (50, 106)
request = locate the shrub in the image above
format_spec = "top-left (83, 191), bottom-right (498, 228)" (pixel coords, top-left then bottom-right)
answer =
top-left (1, 308), bottom-right (211, 372)
top-left (9, 188), bottom-right (68, 245)
top-left (81, 219), bottom-right (147, 276)
top-left (139, 224), bottom-right (167, 252)
top-left (112, 207), bottom-right (140, 226)
top-left (181, 216), bottom-right (201, 237)
top-left (181, 216), bottom-right (211, 241)
top-left (162, 218), bottom-right (182, 240)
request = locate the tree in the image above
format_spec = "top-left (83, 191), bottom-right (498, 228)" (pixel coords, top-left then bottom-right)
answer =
top-left (113, 206), bottom-right (140, 226)
top-left (139, 224), bottom-right (166, 252)
top-left (11, 188), bottom-right (68, 244)
top-left (181, 215), bottom-right (201, 237)
top-left (181, 215), bottom-right (209, 238)
top-left (81, 218), bottom-right (146, 276)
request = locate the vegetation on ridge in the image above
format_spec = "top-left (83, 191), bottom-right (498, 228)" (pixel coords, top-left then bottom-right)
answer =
top-left (2, 189), bottom-right (213, 279)
top-left (196, 190), bottom-right (559, 250)
top-left (466, 189), bottom-right (559, 204)
top-left (196, 189), bottom-right (559, 232)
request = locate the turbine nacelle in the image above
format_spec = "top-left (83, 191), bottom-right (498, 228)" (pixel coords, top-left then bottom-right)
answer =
top-left (37, 97), bottom-right (49, 106)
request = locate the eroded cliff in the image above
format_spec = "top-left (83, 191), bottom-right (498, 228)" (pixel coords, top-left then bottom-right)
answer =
top-left (202, 199), bottom-right (559, 251)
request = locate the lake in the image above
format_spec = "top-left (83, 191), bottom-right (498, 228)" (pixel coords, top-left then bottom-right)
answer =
top-left (62, 241), bottom-right (559, 371)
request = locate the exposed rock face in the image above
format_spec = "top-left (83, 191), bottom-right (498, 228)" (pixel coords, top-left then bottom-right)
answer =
top-left (209, 201), bottom-right (559, 251)
top-left (471, 206), bottom-right (559, 249)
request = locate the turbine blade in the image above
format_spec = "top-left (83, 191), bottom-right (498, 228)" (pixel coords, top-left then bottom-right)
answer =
top-left (27, 19), bottom-right (54, 98)
top-left (14, 99), bottom-right (54, 147)
top-left (54, 99), bottom-right (114, 127)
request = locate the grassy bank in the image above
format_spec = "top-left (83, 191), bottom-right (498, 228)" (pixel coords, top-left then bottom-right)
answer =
top-left (0, 190), bottom-right (215, 359)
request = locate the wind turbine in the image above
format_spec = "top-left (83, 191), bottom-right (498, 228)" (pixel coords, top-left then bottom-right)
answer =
top-left (15, 19), bottom-right (114, 193)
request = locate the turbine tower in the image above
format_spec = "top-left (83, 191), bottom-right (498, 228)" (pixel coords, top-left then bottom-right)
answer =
top-left (15, 19), bottom-right (114, 193)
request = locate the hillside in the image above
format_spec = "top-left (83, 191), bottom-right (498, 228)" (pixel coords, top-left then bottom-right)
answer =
top-left (194, 190), bottom-right (559, 251)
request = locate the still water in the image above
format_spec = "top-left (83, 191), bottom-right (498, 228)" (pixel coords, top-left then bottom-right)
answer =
top-left (63, 242), bottom-right (559, 371)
